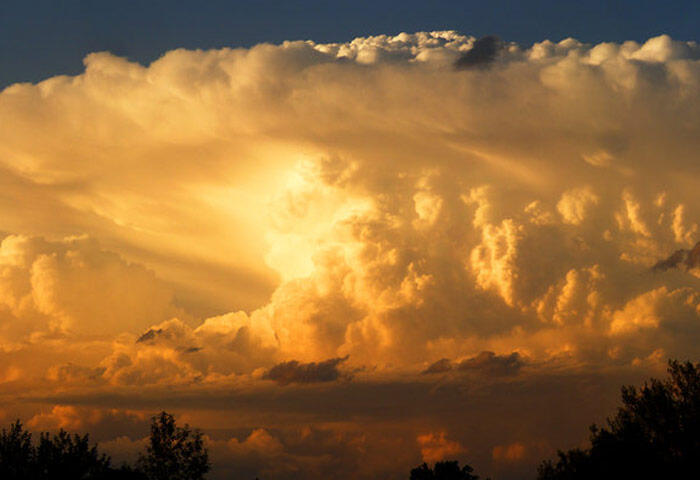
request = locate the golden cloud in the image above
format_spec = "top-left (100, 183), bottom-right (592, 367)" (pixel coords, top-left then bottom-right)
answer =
top-left (1, 30), bottom-right (699, 480)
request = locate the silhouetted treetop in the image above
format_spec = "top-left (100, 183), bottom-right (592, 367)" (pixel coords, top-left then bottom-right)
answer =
top-left (0, 412), bottom-right (209, 480)
top-left (0, 420), bottom-right (140, 479)
top-left (137, 411), bottom-right (209, 480)
top-left (410, 460), bottom-right (485, 480)
top-left (35, 429), bottom-right (112, 479)
top-left (0, 421), bottom-right (34, 479)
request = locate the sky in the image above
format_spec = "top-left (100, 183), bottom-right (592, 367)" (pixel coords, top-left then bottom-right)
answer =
top-left (1, 3), bottom-right (700, 480)
top-left (2, 0), bottom-right (700, 87)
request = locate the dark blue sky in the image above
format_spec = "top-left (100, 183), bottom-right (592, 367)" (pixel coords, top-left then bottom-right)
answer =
top-left (1, 0), bottom-right (698, 88)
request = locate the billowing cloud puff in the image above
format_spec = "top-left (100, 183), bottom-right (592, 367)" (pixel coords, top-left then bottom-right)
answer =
top-left (0, 235), bottom-right (178, 342)
top-left (86, 313), bottom-right (278, 386)
top-left (1, 30), bottom-right (700, 480)
top-left (417, 431), bottom-right (465, 463)
top-left (557, 187), bottom-right (599, 225)
top-left (27, 405), bottom-right (147, 440)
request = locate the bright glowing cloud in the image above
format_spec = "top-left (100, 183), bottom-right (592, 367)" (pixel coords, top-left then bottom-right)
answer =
top-left (0, 31), bottom-right (699, 480)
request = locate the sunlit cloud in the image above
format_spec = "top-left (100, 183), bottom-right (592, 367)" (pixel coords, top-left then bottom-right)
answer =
top-left (0, 30), bottom-right (699, 479)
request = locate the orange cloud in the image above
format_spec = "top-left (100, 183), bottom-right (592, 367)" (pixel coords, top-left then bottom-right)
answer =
top-left (27, 405), bottom-right (147, 435)
top-left (417, 431), bottom-right (465, 463)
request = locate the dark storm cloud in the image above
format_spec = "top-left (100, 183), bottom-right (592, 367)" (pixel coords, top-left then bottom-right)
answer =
top-left (458, 351), bottom-right (524, 376)
top-left (422, 358), bottom-right (453, 375)
top-left (181, 346), bottom-right (202, 354)
top-left (422, 352), bottom-right (524, 377)
top-left (653, 241), bottom-right (700, 271)
top-left (455, 36), bottom-right (501, 69)
top-left (136, 328), bottom-right (166, 343)
top-left (263, 356), bottom-right (350, 386)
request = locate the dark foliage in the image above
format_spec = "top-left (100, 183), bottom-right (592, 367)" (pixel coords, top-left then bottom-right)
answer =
top-left (410, 460), bottom-right (484, 480)
top-left (0, 411), bottom-right (208, 480)
top-left (35, 429), bottom-right (112, 479)
top-left (0, 420), bottom-right (144, 479)
top-left (0, 421), bottom-right (34, 478)
top-left (137, 411), bottom-right (210, 480)
top-left (538, 360), bottom-right (700, 479)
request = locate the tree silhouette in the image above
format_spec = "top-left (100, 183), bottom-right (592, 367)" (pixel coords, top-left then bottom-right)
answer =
top-left (137, 411), bottom-right (209, 480)
top-left (0, 412), bottom-right (210, 479)
top-left (35, 429), bottom-right (112, 479)
top-left (0, 420), bottom-right (145, 479)
top-left (410, 460), bottom-right (483, 480)
top-left (0, 421), bottom-right (34, 478)
top-left (538, 360), bottom-right (700, 479)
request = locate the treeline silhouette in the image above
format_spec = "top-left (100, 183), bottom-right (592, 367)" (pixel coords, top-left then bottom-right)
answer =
top-left (410, 460), bottom-right (488, 480)
top-left (2, 360), bottom-right (699, 479)
top-left (0, 411), bottom-right (208, 480)
top-left (412, 359), bottom-right (700, 480)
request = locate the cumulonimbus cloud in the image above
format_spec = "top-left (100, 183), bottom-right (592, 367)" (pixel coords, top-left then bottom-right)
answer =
top-left (1, 30), bottom-right (699, 480)
top-left (1, 28), bottom-right (698, 380)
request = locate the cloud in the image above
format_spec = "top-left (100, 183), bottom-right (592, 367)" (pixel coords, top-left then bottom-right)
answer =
top-left (0, 30), bottom-right (696, 373)
top-left (96, 314), bottom-right (278, 386)
top-left (458, 351), bottom-right (524, 377)
top-left (557, 187), bottom-right (599, 225)
top-left (0, 29), bottom-right (699, 480)
top-left (27, 405), bottom-right (148, 440)
top-left (214, 422), bottom-right (418, 480)
top-left (0, 234), bottom-right (179, 341)
top-left (422, 358), bottom-right (453, 374)
top-left (417, 431), bottom-right (465, 463)
top-left (263, 356), bottom-right (350, 386)
top-left (455, 36), bottom-right (502, 69)
top-left (23, 364), bottom-right (673, 480)
top-left (227, 428), bottom-right (285, 456)
top-left (421, 352), bottom-right (525, 377)
top-left (653, 241), bottom-right (700, 272)
top-left (136, 328), bottom-right (166, 343)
